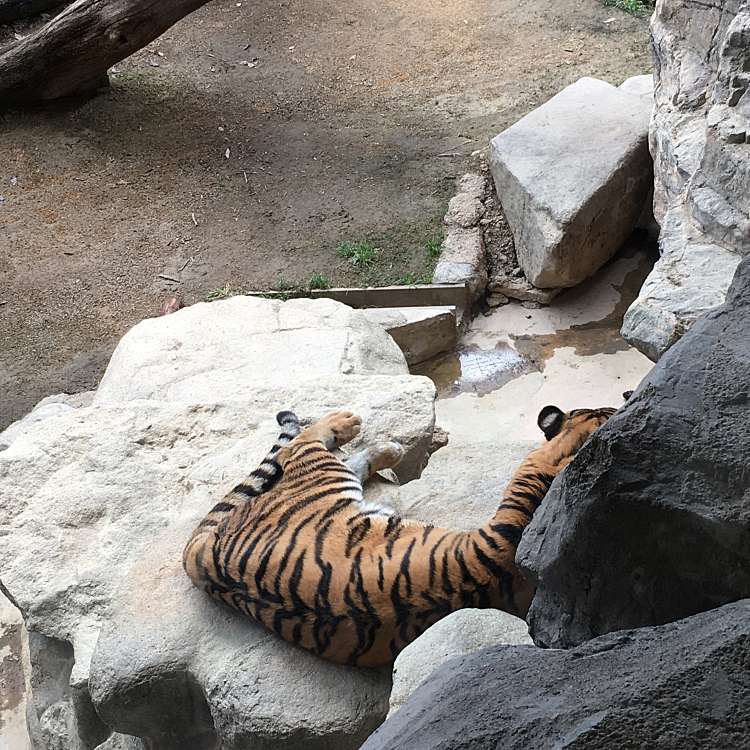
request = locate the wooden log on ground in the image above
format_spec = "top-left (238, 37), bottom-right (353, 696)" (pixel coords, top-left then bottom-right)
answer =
top-left (0, 0), bottom-right (65, 24)
top-left (0, 0), bottom-right (212, 107)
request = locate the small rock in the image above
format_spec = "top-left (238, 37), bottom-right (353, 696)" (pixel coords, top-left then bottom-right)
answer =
top-left (444, 194), bottom-right (484, 228)
top-left (387, 609), bottom-right (532, 718)
top-left (489, 275), bottom-right (561, 304)
top-left (456, 173), bottom-right (487, 201)
top-left (159, 296), bottom-right (183, 316)
top-left (428, 426), bottom-right (449, 455)
top-left (521, 300), bottom-right (542, 309)
top-left (487, 293), bottom-right (509, 307)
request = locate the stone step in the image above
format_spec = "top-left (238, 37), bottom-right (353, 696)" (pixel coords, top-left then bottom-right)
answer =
top-left (362, 306), bottom-right (457, 366)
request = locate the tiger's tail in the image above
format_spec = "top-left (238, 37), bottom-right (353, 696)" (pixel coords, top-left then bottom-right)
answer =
top-left (183, 410), bottom-right (300, 578)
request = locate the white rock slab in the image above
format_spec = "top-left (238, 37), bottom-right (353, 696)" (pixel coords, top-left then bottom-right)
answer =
top-left (0, 297), bottom-right (436, 750)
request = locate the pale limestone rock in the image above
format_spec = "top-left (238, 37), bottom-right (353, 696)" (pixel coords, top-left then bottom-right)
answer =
top-left (622, 0), bottom-right (750, 359)
top-left (388, 610), bottom-right (532, 717)
top-left (0, 297), bottom-right (436, 750)
top-left (444, 193), bottom-right (484, 229)
top-left (362, 307), bottom-right (457, 366)
top-left (619, 73), bottom-right (655, 103)
top-left (432, 227), bottom-right (488, 302)
top-left (490, 77), bottom-right (652, 288)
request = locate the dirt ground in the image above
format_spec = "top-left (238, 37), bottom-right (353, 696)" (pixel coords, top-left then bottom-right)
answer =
top-left (0, 0), bottom-right (651, 428)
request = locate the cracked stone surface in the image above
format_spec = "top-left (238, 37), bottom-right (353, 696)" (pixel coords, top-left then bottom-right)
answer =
top-left (622, 0), bottom-right (750, 360)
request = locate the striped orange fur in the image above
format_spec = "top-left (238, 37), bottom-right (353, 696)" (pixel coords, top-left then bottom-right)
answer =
top-left (183, 405), bottom-right (615, 666)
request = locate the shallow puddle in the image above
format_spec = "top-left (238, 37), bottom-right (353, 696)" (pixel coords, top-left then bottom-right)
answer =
top-left (413, 342), bottom-right (538, 397)
top-left (414, 240), bottom-right (657, 399)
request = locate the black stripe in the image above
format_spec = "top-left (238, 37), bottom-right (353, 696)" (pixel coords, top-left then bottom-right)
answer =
top-left (497, 501), bottom-right (534, 520)
top-left (233, 483), bottom-right (263, 498)
top-left (236, 523), bottom-right (273, 579)
top-left (272, 513), bottom-right (317, 597)
top-left (428, 533), bottom-right (451, 588)
top-left (489, 522), bottom-right (524, 548)
top-left (478, 527), bottom-right (502, 552)
top-left (345, 517), bottom-right (371, 557)
top-left (290, 443), bottom-right (329, 461)
top-left (441, 546), bottom-right (454, 596)
top-left (400, 537), bottom-right (416, 598)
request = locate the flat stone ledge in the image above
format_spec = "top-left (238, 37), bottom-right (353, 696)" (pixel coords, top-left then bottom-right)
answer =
top-left (362, 307), bottom-right (458, 366)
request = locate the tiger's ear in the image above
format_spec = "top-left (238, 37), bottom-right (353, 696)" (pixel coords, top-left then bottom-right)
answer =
top-left (623, 390), bottom-right (634, 401)
top-left (537, 406), bottom-right (565, 440)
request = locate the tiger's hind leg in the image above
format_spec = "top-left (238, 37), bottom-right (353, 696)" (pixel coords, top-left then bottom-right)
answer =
top-left (344, 442), bottom-right (404, 484)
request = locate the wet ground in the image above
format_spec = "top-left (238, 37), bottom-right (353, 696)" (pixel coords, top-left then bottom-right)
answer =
top-left (415, 237), bottom-right (657, 442)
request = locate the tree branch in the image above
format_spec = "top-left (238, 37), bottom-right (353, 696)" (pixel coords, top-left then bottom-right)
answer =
top-left (0, 0), bottom-right (213, 107)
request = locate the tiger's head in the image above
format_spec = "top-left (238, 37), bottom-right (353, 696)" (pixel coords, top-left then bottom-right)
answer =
top-left (534, 403), bottom-right (619, 468)
top-left (537, 405), bottom-right (616, 441)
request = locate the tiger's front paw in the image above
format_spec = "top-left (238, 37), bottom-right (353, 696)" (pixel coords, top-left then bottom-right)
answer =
top-left (321, 411), bottom-right (362, 447)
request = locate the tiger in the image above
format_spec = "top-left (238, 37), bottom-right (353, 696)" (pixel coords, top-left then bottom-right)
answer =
top-left (183, 403), bottom-right (616, 667)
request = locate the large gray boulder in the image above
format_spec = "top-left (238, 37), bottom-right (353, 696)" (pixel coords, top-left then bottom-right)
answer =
top-left (489, 76), bottom-right (652, 289)
top-left (0, 296), bottom-right (436, 750)
top-left (517, 255), bottom-right (750, 649)
top-left (622, 0), bottom-right (750, 360)
top-left (362, 599), bottom-right (750, 750)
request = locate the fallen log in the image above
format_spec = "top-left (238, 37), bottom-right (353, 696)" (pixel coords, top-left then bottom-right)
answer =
top-left (0, 0), bottom-right (212, 107)
top-left (0, 0), bottom-right (65, 23)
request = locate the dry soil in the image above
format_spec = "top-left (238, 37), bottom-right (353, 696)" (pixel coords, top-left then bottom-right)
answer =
top-left (0, 0), bottom-right (651, 428)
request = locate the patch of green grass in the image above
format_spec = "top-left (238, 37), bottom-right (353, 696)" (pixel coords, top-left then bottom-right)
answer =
top-left (396, 272), bottom-right (419, 286)
top-left (205, 284), bottom-right (237, 301)
top-left (337, 240), bottom-right (378, 268)
top-left (333, 220), bottom-right (447, 287)
top-left (269, 276), bottom-right (304, 301)
top-left (425, 237), bottom-right (443, 260)
top-left (308, 273), bottom-right (331, 290)
top-left (602, 0), bottom-right (654, 15)
top-left (395, 271), bottom-right (432, 286)
top-left (274, 276), bottom-right (299, 292)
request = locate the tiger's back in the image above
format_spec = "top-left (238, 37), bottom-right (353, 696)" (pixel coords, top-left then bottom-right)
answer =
top-left (184, 406), bottom-right (615, 666)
